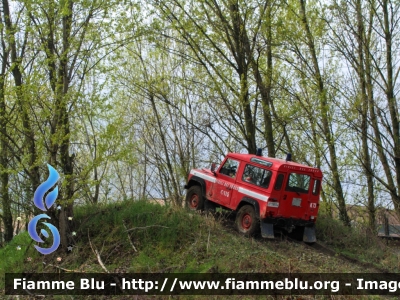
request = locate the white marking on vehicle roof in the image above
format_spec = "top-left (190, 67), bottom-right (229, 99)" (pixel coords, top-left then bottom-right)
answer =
top-left (190, 170), bottom-right (217, 183)
top-left (238, 187), bottom-right (269, 202)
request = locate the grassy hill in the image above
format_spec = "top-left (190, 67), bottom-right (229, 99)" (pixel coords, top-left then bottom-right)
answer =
top-left (1, 200), bottom-right (399, 299)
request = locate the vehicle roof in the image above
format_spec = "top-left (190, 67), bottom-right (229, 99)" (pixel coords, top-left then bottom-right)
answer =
top-left (226, 153), bottom-right (323, 177)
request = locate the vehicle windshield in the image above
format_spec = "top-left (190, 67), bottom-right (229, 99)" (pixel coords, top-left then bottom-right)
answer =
top-left (286, 173), bottom-right (311, 194)
top-left (219, 158), bottom-right (239, 178)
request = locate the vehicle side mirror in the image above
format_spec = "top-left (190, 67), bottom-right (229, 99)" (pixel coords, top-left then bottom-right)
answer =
top-left (211, 162), bottom-right (216, 173)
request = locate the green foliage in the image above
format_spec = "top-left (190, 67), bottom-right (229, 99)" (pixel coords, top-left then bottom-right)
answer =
top-left (1, 201), bottom-right (399, 300)
top-left (1, 0), bottom-right (400, 251)
top-left (0, 232), bottom-right (39, 287)
top-left (76, 200), bottom-right (203, 252)
top-left (316, 211), bottom-right (394, 268)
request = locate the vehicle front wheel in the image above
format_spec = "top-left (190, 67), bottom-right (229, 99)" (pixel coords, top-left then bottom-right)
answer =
top-left (235, 205), bottom-right (258, 236)
top-left (185, 186), bottom-right (204, 211)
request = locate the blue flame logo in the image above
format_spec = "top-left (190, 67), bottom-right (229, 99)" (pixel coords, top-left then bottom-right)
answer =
top-left (28, 164), bottom-right (60, 255)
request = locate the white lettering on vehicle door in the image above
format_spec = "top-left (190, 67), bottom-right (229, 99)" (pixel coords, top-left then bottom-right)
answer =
top-left (220, 190), bottom-right (230, 197)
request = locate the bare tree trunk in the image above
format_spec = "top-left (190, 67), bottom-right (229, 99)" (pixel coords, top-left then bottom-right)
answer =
top-left (0, 49), bottom-right (14, 242)
top-left (382, 0), bottom-right (400, 215)
top-left (3, 0), bottom-right (41, 210)
top-left (0, 25), bottom-right (11, 241)
top-left (40, 0), bottom-right (75, 250)
top-left (355, 0), bottom-right (375, 230)
top-left (229, 3), bottom-right (256, 154)
top-left (57, 0), bottom-right (75, 250)
top-left (149, 94), bottom-right (181, 205)
top-left (251, 1), bottom-right (276, 157)
top-left (299, 0), bottom-right (350, 225)
top-left (141, 144), bottom-right (148, 200)
top-left (0, 217), bottom-right (3, 246)
top-left (158, 0), bottom-right (258, 154)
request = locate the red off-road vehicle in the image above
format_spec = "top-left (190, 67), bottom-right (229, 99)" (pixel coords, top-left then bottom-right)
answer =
top-left (184, 151), bottom-right (323, 243)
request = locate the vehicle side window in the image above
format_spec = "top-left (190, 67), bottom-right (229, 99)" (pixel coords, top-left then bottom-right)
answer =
top-left (312, 179), bottom-right (321, 195)
top-left (219, 158), bottom-right (240, 178)
top-left (286, 173), bottom-right (311, 194)
top-left (274, 174), bottom-right (284, 190)
top-left (242, 164), bottom-right (272, 188)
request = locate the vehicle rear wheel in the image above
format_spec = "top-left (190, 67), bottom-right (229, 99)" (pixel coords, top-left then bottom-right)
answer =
top-left (235, 205), bottom-right (258, 236)
top-left (185, 186), bottom-right (204, 211)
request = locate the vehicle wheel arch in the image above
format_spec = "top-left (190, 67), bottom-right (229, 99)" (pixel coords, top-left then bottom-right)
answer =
top-left (185, 176), bottom-right (206, 195)
top-left (236, 197), bottom-right (261, 217)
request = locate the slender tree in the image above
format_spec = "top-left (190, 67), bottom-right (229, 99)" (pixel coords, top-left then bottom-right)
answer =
top-left (298, 0), bottom-right (350, 225)
top-left (0, 3), bottom-right (11, 242)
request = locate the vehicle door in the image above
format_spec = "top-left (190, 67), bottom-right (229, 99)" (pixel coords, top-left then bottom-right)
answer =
top-left (268, 172), bottom-right (287, 212)
top-left (211, 158), bottom-right (239, 207)
top-left (308, 177), bottom-right (321, 220)
top-left (277, 172), bottom-right (313, 219)
top-left (232, 163), bottom-right (272, 211)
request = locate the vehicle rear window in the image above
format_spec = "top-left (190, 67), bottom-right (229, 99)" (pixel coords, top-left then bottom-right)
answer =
top-left (242, 164), bottom-right (272, 188)
top-left (274, 174), bottom-right (284, 190)
top-left (285, 173), bottom-right (311, 194)
top-left (312, 179), bottom-right (321, 195)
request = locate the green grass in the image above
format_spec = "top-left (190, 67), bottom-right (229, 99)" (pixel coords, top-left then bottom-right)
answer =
top-left (0, 232), bottom-right (33, 269)
top-left (1, 199), bottom-right (399, 299)
top-left (315, 212), bottom-right (397, 270)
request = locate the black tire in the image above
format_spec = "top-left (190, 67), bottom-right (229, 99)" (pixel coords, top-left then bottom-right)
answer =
top-left (185, 185), bottom-right (204, 211)
top-left (235, 205), bottom-right (258, 236)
